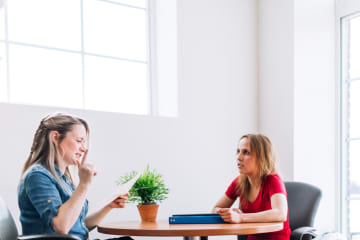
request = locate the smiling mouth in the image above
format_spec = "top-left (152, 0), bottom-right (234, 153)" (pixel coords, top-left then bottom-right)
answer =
top-left (75, 153), bottom-right (82, 158)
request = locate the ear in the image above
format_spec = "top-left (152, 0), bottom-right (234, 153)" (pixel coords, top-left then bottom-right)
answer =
top-left (49, 131), bottom-right (60, 145)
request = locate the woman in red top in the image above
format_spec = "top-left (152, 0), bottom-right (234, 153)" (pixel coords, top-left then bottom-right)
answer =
top-left (213, 134), bottom-right (291, 240)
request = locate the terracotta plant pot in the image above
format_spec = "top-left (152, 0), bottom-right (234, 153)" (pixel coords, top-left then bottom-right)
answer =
top-left (137, 204), bottom-right (159, 222)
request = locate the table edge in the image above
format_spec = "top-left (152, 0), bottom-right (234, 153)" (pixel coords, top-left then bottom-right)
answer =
top-left (97, 221), bottom-right (284, 237)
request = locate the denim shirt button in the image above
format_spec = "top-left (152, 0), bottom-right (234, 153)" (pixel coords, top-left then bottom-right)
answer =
top-left (47, 199), bottom-right (51, 203)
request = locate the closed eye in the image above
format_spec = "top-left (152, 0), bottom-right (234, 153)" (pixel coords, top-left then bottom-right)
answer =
top-left (75, 138), bottom-right (86, 144)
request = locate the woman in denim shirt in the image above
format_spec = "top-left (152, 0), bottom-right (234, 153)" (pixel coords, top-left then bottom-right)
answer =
top-left (18, 113), bottom-right (132, 240)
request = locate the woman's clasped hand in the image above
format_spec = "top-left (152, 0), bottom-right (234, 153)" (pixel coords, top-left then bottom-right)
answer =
top-left (216, 208), bottom-right (243, 223)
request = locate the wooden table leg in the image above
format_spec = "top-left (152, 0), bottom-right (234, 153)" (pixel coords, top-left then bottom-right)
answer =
top-left (183, 237), bottom-right (208, 240)
top-left (183, 237), bottom-right (196, 240)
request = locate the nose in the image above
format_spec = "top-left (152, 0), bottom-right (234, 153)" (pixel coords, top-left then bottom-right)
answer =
top-left (79, 144), bottom-right (86, 153)
top-left (237, 153), bottom-right (243, 161)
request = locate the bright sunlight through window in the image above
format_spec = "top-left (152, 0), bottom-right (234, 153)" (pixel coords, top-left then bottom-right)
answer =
top-left (0, 0), bottom-right (150, 115)
top-left (341, 13), bottom-right (360, 240)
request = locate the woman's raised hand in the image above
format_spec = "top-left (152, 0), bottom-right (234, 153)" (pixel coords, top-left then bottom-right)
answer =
top-left (217, 208), bottom-right (243, 223)
top-left (77, 149), bottom-right (97, 187)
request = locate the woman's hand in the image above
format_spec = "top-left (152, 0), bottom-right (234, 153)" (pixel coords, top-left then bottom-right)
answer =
top-left (108, 193), bottom-right (129, 209)
top-left (77, 149), bottom-right (97, 187)
top-left (217, 208), bottom-right (243, 223)
top-left (85, 192), bottom-right (130, 231)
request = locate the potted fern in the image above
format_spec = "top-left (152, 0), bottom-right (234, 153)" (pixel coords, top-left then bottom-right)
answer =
top-left (117, 165), bottom-right (169, 222)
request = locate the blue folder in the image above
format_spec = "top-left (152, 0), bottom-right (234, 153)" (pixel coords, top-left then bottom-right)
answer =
top-left (168, 213), bottom-right (226, 224)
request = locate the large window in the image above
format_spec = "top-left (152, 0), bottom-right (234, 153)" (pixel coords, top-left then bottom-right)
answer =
top-left (0, 0), bottom-right (150, 115)
top-left (341, 12), bottom-right (360, 240)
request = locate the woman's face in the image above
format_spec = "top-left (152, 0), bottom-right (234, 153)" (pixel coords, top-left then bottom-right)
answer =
top-left (58, 124), bottom-right (87, 166)
top-left (236, 138), bottom-right (257, 176)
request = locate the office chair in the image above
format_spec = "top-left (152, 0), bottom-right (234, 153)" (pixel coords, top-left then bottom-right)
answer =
top-left (286, 181), bottom-right (321, 240)
top-left (0, 195), bottom-right (80, 240)
top-left (237, 181), bottom-right (322, 240)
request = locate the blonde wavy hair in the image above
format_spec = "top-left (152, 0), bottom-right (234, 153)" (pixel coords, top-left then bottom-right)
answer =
top-left (21, 113), bottom-right (89, 191)
top-left (236, 134), bottom-right (277, 205)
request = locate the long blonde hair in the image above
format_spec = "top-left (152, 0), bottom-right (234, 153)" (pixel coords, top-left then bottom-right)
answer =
top-left (21, 113), bottom-right (89, 191)
top-left (236, 134), bottom-right (277, 205)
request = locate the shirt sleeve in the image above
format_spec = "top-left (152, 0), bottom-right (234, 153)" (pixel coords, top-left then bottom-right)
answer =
top-left (225, 176), bottom-right (239, 200)
top-left (266, 174), bottom-right (287, 197)
top-left (24, 171), bottom-right (63, 231)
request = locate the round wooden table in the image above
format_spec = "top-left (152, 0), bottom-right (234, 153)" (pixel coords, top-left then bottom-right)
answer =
top-left (97, 220), bottom-right (283, 240)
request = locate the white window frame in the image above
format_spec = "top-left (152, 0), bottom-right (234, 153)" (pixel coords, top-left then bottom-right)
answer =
top-left (0, 0), bottom-right (153, 115)
top-left (338, 0), bottom-right (360, 239)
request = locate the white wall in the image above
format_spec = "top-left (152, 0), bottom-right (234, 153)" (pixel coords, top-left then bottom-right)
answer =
top-left (0, 0), bottom-right (258, 239)
top-left (258, 0), bottom-right (294, 181)
top-left (293, 0), bottom-right (336, 232)
top-left (259, 0), bottom-right (337, 232)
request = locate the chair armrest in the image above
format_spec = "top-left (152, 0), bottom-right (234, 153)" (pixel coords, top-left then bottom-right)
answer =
top-left (291, 226), bottom-right (317, 240)
top-left (18, 234), bottom-right (81, 240)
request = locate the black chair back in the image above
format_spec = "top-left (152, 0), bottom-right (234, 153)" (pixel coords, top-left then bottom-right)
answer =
top-left (285, 182), bottom-right (322, 231)
top-left (0, 195), bottom-right (19, 240)
top-left (237, 181), bottom-right (322, 240)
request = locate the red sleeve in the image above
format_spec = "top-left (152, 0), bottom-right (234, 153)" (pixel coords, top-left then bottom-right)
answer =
top-left (265, 174), bottom-right (287, 197)
top-left (225, 176), bottom-right (239, 200)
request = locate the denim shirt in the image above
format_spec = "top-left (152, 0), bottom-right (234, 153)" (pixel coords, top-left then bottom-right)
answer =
top-left (18, 164), bottom-right (89, 240)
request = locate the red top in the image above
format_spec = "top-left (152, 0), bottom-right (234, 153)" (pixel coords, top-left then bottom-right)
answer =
top-left (225, 174), bottom-right (291, 240)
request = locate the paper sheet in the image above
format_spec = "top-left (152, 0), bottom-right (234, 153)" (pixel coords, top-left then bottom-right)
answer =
top-left (102, 173), bottom-right (140, 206)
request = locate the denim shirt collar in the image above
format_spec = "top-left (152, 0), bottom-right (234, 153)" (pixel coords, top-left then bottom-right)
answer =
top-left (54, 165), bottom-right (64, 178)
top-left (54, 164), bottom-right (70, 184)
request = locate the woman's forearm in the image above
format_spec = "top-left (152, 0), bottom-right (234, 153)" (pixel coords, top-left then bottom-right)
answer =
top-left (52, 183), bottom-right (89, 234)
top-left (241, 208), bottom-right (287, 223)
top-left (213, 195), bottom-right (235, 213)
top-left (85, 205), bottom-right (112, 230)
top-left (85, 193), bottom-right (130, 230)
